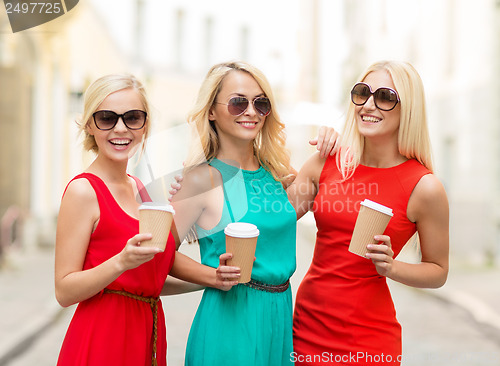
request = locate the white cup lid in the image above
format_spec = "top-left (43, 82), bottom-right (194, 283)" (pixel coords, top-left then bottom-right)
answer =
top-left (224, 222), bottom-right (259, 238)
top-left (139, 202), bottom-right (175, 215)
top-left (360, 199), bottom-right (393, 216)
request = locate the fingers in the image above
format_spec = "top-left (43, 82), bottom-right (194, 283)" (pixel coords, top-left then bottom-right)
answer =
top-left (365, 235), bottom-right (394, 276)
top-left (129, 233), bottom-right (153, 246)
top-left (128, 233), bottom-right (162, 255)
top-left (168, 175), bottom-right (183, 202)
top-left (216, 253), bottom-right (240, 290)
top-left (329, 130), bottom-right (340, 156)
top-left (310, 126), bottom-right (340, 158)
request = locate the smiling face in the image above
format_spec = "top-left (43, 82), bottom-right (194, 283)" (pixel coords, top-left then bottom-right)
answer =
top-left (209, 70), bottom-right (267, 145)
top-left (355, 70), bottom-right (401, 142)
top-left (86, 88), bottom-right (146, 162)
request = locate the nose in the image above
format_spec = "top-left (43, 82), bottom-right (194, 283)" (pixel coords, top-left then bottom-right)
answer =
top-left (113, 117), bottom-right (128, 132)
top-left (363, 95), bottom-right (377, 110)
top-left (243, 101), bottom-right (258, 116)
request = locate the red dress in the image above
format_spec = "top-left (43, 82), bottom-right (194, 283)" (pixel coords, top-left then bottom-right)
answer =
top-left (293, 156), bottom-right (430, 366)
top-left (57, 173), bottom-right (175, 366)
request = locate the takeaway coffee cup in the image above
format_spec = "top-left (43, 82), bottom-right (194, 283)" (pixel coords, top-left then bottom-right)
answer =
top-left (138, 202), bottom-right (175, 251)
top-left (349, 199), bottom-right (393, 257)
top-left (224, 222), bottom-right (260, 283)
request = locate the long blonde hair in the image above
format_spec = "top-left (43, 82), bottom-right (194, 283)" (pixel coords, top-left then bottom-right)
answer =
top-left (184, 61), bottom-right (291, 181)
top-left (337, 60), bottom-right (433, 180)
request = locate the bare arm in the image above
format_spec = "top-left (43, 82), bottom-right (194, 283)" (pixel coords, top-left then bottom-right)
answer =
top-left (54, 179), bottom-right (161, 307)
top-left (286, 152), bottom-right (326, 220)
top-left (366, 174), bottom-right (449, 288)
top-left (166, 251), bottom-right (238, 293)
top-left (168, 166), bottom-right (240, 291)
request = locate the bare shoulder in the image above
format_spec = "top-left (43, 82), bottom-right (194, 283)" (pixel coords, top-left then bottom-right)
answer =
top-left (299, 152), bottom-right (328, 183)
top-left (408, 173), bottom-right (449, 221)
top-left (413, 174), bottom-right (447, 201)
top-left (184, 164), bottom-right (220, 191)
top-left (62, 177), bottom-right (97, 204)
top-left (174, 163), bottom-right (221, 203)
top-left (58, 177), bottom-right (99, 228)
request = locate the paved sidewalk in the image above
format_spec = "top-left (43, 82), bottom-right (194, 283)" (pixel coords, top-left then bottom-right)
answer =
top-left (1, 238), bottom-right (499, 364)
top-left (421, 264), bottom-right (500, 340)
top-left (0, 246), bottom-right (62, 365)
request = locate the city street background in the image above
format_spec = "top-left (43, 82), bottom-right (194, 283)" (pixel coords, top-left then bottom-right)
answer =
top-left (1, 0), bottom-right (500, 365)
top-left (1, 220), bottom-right (500, 365)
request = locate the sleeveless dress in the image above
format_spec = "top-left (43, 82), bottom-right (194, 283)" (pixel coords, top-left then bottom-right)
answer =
top-left (57, 173), bottom-right (176, 366)
top-left (293, 156), bottom-right (430, 366)
top-left (185, 158), bottom-right (297, 366)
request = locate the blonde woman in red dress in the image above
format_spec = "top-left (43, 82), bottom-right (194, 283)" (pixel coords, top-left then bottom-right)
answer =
top-left (55, 74), bottom-right (176, 366)
top-left (290, 61), bottom-right (449, 365)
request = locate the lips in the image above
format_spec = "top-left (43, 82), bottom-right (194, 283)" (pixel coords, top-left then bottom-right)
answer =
top-left (237, 121), bottom-right (258, 128)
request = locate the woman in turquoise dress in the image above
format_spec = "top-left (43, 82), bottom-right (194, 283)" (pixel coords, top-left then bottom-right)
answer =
top-left (168, 61), bottom-right (338, 365)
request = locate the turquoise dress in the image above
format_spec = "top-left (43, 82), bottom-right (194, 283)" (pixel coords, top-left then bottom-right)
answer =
top-left (185, 158), bottom-right (297, 366)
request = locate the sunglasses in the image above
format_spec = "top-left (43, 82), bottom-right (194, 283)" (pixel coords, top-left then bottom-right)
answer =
top-left (216, 96), bottom-right (271, 117)
top-left (350, 82), bottom-right (400, 111)
top-left (92, 110), bottom-right (147, 131)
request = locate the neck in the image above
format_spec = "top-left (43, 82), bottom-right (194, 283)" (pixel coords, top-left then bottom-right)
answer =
top-left (87, 155), bottom-right (130, 183)
top-left (361, 139), bottom-right (407, 168)
top-left (217, 142), bottom-right (259, 171)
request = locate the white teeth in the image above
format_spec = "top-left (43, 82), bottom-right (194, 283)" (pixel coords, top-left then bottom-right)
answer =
top-left (239, 122), bottom-right (257, 127)
top-left (110, 139), bottom-right (131, 145)
top-left (362, 116), bottom-right (381, 123)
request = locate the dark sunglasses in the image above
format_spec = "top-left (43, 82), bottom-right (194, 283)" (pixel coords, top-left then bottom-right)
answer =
top-left (216, 96), bottom-right (271, 117)
top-left (350, 82), bottom-right (400, 111)
top-left (92, 110), bottom-right (147, 131)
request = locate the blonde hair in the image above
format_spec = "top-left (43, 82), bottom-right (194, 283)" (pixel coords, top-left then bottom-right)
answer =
top-left (184, 61), bottom-right (291, 181)
top-left (79, 74), bottom-right (151, 153)
top-left (338, 60), bottom-right (433, 180)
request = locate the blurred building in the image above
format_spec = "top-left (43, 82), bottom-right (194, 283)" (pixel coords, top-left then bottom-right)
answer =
top-left (297, 0), bottom-right (500, 266)
top-left (0, 0), bottom-right (498, 266)
top-left (0, 1), bottom-right (130, 252)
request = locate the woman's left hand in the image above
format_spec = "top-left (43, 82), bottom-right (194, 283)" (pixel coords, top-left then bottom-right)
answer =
top-left (365, 235), bottom-right (394, 277)
top-left (309, 126), bottom-right (340, 158)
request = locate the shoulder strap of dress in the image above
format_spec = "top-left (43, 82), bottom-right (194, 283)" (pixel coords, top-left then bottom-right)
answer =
top-left (208, 165), bottom-right (216, 189)
top-left (129, 175), bottom-right (152, 202)
top-left (318, 153), bottom-right (341, 184)
top-left (396, 159), bottom-right (432, 196)
top-left (208, 159), bottom-right (236, 222)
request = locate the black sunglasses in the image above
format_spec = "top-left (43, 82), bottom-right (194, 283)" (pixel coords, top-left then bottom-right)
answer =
top-left (215, 96), bottom-right (271, 116)
top-left (92, 110), bottom-right (147, 131)
top-left (350, 82), bottom-right (400, 111)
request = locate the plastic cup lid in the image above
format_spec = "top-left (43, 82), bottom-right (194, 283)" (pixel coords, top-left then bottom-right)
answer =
top-left (138, 202), bottom-right (175, 215)
top-left (360, 199), bottom-right (393, 216)
top-left (224, 222), bottom-right (259, 238)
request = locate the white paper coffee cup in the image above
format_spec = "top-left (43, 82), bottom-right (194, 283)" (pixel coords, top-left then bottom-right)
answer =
top-left (349, 199), bottom-right (393, 258)
top-left (139, 202), bottom-right (175, 251)
top-left (224, 223), bottom-right (259, 283)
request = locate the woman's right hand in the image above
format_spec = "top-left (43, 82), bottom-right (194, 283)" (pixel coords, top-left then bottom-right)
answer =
top-left (215, 253), bottom-right (240, 291)
top-left (116, 233), bottom-right (162, 272)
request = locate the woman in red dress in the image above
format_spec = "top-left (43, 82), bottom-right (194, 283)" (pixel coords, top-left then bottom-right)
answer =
top-left (290, 61), bottom-right (449, 365)
top-left (55, 74), bottom-right (176, 366)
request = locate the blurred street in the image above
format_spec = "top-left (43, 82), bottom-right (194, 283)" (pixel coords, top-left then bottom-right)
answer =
top-left (1, 220), bottom-right (500, 366)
